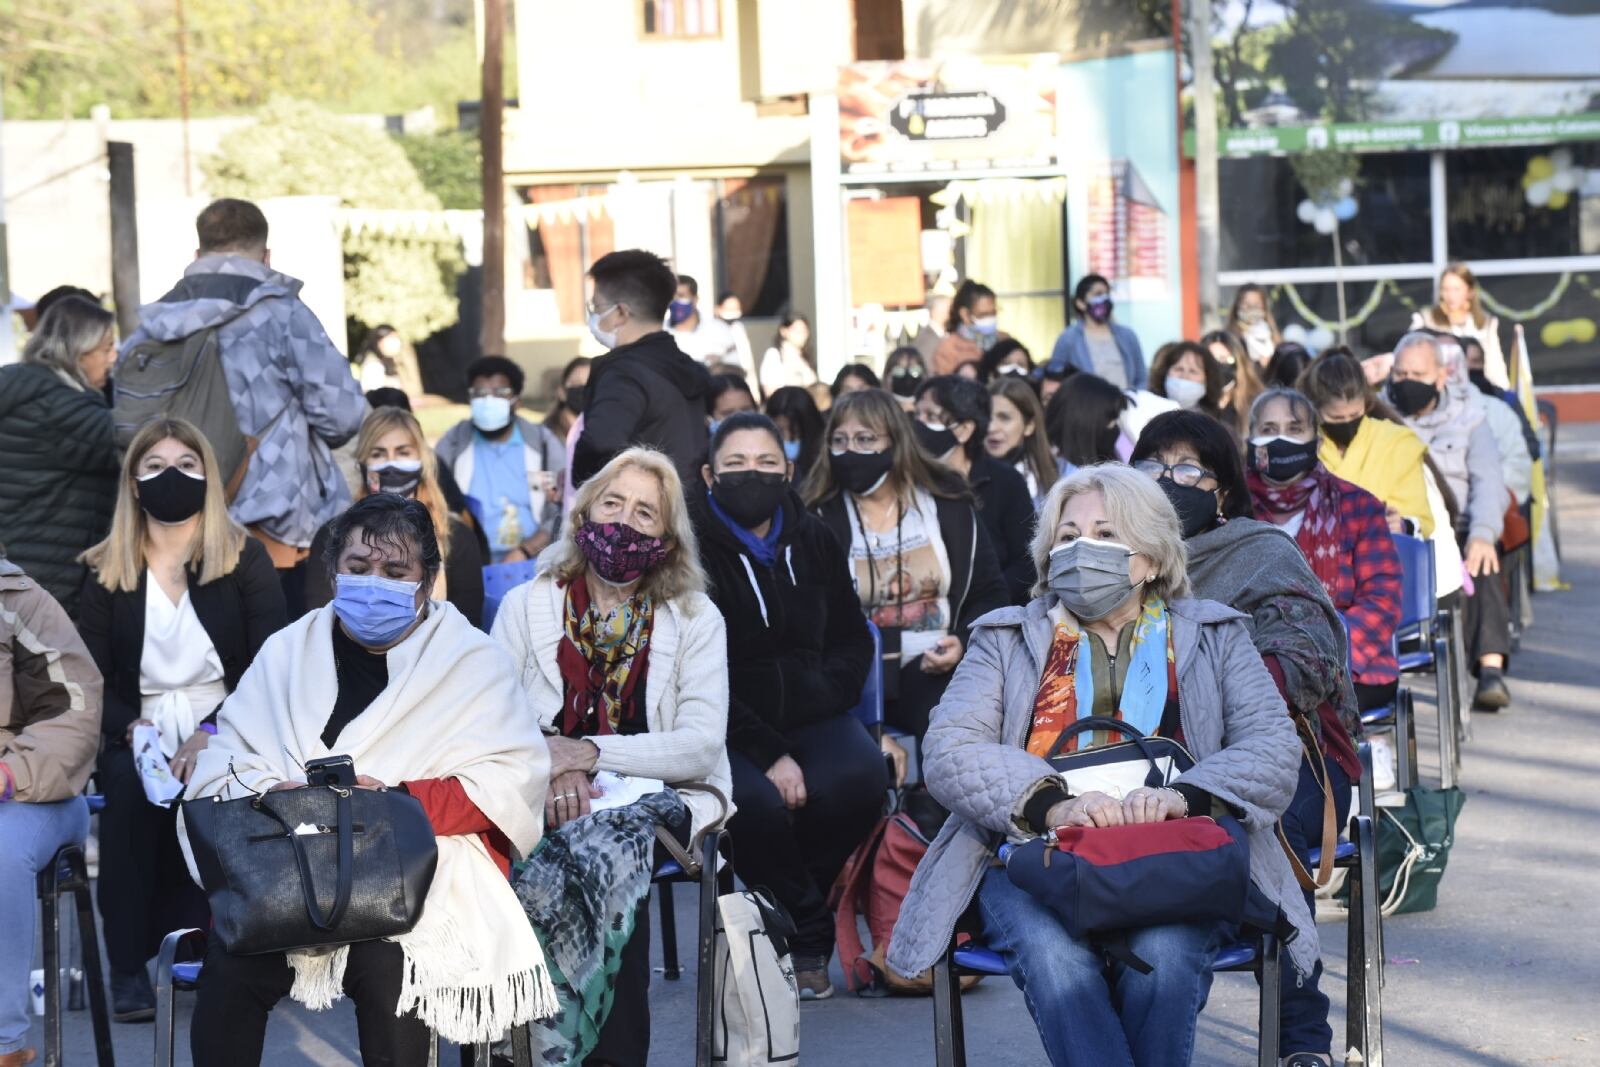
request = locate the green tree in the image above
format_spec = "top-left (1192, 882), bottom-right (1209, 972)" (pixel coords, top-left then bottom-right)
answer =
top-left (204, 98), bottom-right (465, 343)
top-left (397, 130), bottom-right (482, 210)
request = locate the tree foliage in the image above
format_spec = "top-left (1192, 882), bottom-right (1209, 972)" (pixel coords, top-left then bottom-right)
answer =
top-left (204, 99), bottom-right (465, 342)
top-left (397, 131), bottom-right (482, 211)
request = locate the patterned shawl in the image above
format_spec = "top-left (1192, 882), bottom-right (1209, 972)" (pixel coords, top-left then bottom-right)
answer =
top-left (557, 575), bottom-right (653, 737)
top-left (1246, 465), bottom-right (1345, 602)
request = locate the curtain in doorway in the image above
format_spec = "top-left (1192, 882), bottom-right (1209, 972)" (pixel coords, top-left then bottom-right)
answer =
top-left (962, 178), bottom-right (1067, 363)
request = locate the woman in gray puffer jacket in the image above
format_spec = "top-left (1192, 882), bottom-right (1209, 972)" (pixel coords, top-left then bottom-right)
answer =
top-left (887, 463), bottom-right (1303, 1067)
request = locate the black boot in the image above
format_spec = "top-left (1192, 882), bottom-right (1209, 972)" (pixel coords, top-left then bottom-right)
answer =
top-left (1474, 667), bottom-right (1511, 710)
top-left (111, 968), bottom-right (155, 1023)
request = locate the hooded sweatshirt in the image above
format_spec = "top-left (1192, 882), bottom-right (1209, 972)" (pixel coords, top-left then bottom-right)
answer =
top-left (572, 331), bottom-right (713, 492)
top-left (694, 489), bottom-right (874, 769)
top-left (120, 255), bottom-right (368, 548)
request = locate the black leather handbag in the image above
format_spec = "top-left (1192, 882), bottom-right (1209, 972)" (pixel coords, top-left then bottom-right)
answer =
top-left (183, 782), bottom-right (439, 955)
top-left (1044, 717), bottom-right (1196, 798)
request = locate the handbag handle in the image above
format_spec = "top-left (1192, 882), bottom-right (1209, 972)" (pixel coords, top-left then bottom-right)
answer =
top-left (1046, 717), bottom-right (1181, 789)
top-left (655, 781), bottom-right (731, 877)
top-left (251, 788), bottom-right (355, 933)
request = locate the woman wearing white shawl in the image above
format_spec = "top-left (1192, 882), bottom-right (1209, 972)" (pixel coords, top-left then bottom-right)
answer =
top-left (181, 494), bottom-right (557, 1066)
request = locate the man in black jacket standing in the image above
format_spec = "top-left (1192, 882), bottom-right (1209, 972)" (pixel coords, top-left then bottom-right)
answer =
top-left (573, 250), bottom-right (713, 491)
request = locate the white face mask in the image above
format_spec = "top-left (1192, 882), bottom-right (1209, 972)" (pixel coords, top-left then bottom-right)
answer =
top-left (588, 304), bottom-right (619, 350)
top-left (1165, 377), bottom-right (1208, 410)
top-left (470, 395), bottom-right (513, 433)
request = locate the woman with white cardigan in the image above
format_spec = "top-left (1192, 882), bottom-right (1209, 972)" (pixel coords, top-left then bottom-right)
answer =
top-left (492, 445), bottom-right (731, 1067)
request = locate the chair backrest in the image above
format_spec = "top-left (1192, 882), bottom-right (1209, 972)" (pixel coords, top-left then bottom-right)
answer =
top-left (848, 620), bottom-right (884, 735)
top-left (481, 559), bottom-right (541, 631)
top-left (1391, 532), bottom-right (1435, 635)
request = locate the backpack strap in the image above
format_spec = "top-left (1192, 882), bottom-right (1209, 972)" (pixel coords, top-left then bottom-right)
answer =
top-left (1276, 711), bottom-right (1338, 891)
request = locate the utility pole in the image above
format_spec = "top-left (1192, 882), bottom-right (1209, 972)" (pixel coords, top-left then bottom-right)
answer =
top-left (480, 0), bottom-right (505, 355)
top-left (108, 142), bottom-right (141, 338)
top-left (175, 0), bottom-right (194, 196)
top-left (1191, 0), bottom-right (1221, 330)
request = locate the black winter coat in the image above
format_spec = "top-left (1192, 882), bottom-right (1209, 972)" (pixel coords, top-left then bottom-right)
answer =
top-left (0, 363), bottom-right (120, 616)
top-left (572, 331), bottom-right (712, 492)
top-left (967, 453), bottom-right (1038, 605)
top-left (812, 488), bottom-right (1009, 657)
top-left (77, 537), bottom-right (287, 749)
top-left (695, 489), bottom-right (874, 770)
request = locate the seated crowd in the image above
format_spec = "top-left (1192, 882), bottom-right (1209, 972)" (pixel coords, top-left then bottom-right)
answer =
top-left (0, 217), bottom-right (1540, 1067)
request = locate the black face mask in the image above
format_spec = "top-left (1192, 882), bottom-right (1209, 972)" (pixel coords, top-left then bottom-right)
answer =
top-left (564, 384), bottom-right (588, 415)
top-left (1468, 369), bottom-right (1495, 396)
top-left (913, 420), bottom-right (959, 458)
top-left (362, 461), bottom-right (423, 498)
top-left (1389, 378), bottom-right (1439, 417)
top-left (136, 466), bottom-right (208, 524)
top-left (1215, 360), bottom-right (1238, 387)
top-left (889, 370), bottom-right (922, 398)
top-left (1158, 477), bottom-right (1221, 539)
top-left (1249, 437), bottom-right (1319, 483)
top-left (711, 470), bottom-right (788, 529)
top-left (1322, 415), bottom-right (1363, 449)
top-left (830, 449), bottom-right (894, 496)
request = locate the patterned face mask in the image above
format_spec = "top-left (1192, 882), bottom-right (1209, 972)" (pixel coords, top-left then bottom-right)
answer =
top-left (574, 520), bottom-right (670, 585)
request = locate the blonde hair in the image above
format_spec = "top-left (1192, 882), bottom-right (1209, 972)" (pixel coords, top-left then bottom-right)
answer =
top-left (1029, 463), bottom-right (1190, 602)
top-left (1430, 261), bottom-right (1487, 330)
top-left (354, 406), bottom-right (451, 568)
top-left (546, 447), bottom-right (707, 606)
top-left (82, 417), bottom-right (247, 593)
top-left (22, 297), bottom-right (114, 390)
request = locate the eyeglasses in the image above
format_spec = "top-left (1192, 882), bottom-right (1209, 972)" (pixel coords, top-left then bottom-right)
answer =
top-left (585, 300), bottom-right (619, 319)
top-left (469, 386), bottom-right (517, 400)
top-left (829, 431), bottom-right (885, 452)
top-left (1133, 460), bottom-right (1214, 488)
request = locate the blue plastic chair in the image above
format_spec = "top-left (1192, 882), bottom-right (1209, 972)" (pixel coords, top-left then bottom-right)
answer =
top-left (1390, 532), bottom-right (1458, 785)
top-left (933, 932), bottom-right (1282, 1067)
top-left (36, 841), bottom-right (113, 1067)
top-left (848, 620), bottom-right (884, 741)
top-left (480, 559), bottom-right (540, 632)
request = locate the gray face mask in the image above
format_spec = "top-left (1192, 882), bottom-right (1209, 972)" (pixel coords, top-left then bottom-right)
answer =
top-left (1047, 538), bottom-right (1141, 621)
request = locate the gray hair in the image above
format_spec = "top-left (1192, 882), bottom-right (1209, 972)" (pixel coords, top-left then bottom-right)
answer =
top-left (1248, 388), bottom-right (1320, 437)
top-left (1392, 330), bottom-right (1441, 368)
top-left (21, 297), bottom-right (115, 389)
top-left (1030, 463), bottom-right (1190, 602)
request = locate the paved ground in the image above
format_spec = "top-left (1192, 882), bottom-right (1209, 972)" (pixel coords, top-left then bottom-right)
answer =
top-left (33, 425), bottom-right (1600, 1066)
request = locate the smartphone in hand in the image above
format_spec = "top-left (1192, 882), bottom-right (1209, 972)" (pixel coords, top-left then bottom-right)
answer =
top-left (305, 754), bottom-right (356, 790)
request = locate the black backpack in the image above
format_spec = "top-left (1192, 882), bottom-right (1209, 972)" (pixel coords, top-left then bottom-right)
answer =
top-left (113, 327), bottom-right (254, 499)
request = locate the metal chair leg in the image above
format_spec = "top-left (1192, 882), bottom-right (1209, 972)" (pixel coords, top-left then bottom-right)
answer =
top-left (658, 879), bottom-right (681, 980)
top-left (931, 948), bottom-right (965, 1067)
top-left (1357, 815), bottom-right (1384, 1063)
top-left (1397, 689), bottom-right (1416, 795)
top-left (694, 831), bottom-right (721, 1067)
top-left (40, 859), bottom-right (63, 1067)
top-left (1449, 606), bottom-right (1471, 750)
top-left (1432, 632), bottom-right (1456, 789)
top-left (1258, 933), bottom-right (1281, 1067)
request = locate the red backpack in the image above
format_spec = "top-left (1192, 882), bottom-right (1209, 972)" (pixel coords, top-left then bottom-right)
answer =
top-left (829, 809), bottom-right (981, 995)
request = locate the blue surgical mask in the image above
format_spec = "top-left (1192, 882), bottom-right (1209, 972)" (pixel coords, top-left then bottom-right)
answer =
top-left (332, 573), bottom-right (422, 647)
top-left (708, 418), bottom-right (723, 437)
top-left (470, 395), bottom-right (513, 433)
top-left (783, 439), bottom-right (802, 462)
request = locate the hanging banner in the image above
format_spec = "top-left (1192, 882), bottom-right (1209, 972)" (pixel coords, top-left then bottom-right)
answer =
top-left (838, 55), bottom-right (1059, 176)
top-left (1184, 0), bottom-right (1600, 157)
top-left (847, 197), bottom-right (926, 308)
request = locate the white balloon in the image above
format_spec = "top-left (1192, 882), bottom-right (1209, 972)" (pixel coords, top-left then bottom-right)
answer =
top-left (1297, 199), bottom-right (1317, 223)
top-left (1552, 168), bottom-right (1580, 193)
top-left (1307, 326), bottom-right (1335, 352)
top-left (1314, 208), bottom-right (1337, 234)
top-left (1282, 323), bottom-right (1309, 344)
top-left (1551, 147), bottom-right (1574, 172)
top-left (1337, 178), bottom-right (1354, 198)
top-left (1526, 179), bottom-right (1552, 207)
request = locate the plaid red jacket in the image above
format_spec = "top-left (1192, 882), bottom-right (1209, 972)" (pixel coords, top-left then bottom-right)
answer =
top-left (1296, 480), bottom-right (1402, 686)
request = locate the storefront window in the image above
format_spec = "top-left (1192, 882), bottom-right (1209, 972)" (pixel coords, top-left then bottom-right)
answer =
top-left (714, 177), bottom-right (790, 317)
top-left (1223, 278), bottom-right (1436, 358)
top-left (1220, 152), bottom-right (1432, 273)
top-left (1446, 145), bottom-right (1600, 262)
top-left (1471, 272), bottom-right (1600, 387)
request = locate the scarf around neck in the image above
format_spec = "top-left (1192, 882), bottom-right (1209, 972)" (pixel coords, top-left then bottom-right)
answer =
top-left (707, 488), bottom-right (784, 568)
top-left (557, 575), bottom-right (653, 737)
top-left (1026, 597), bottom-right (1175, 757)
top-left (1246, 465), bottom-right (1343, 597)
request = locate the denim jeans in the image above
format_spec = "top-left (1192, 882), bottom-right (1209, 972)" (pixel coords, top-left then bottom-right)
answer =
top-left (0, 796), bottom-right (89, 1054)
top-left (1276, 754), bottom-right (1353, 1056)
top-left (977, 867), bottom-right (1223, 1067)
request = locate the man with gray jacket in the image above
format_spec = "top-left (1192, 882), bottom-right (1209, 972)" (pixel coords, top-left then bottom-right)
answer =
top-left (121, 199), bottom-right (367, 614)
top-left (1388, 331), bottom-right (1513, 710)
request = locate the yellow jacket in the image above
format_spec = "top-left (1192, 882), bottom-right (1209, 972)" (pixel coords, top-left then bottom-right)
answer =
top-left (1320, 416), bottom-right (1435, 538)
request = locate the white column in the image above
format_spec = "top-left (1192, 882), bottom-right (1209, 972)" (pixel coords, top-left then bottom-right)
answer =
top-left (1430, 150), bottom-right (1449, 283)
top-left (809, 93), bottom-right (846, 380)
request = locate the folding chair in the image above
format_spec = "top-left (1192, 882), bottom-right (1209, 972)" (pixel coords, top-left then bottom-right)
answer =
top-left (930, 931), bottom-right (1283, 1067)
top-left (1390, 533), bottom-right (1458, 787)
top-left (848, 620), bottom-right (885, 743)
top-left (36, 840), bottom-right (114, 1067)
top-left (480, 559), bottom-right (540, 631)
top-left (651, 788), bottom-right (734, 1067)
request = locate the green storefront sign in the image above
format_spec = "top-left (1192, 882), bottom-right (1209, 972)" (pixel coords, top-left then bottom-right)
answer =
top-left (1183, 112), bottom-right (1600, 157)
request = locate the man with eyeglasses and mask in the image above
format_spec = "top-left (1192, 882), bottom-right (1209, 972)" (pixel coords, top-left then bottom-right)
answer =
top-left (1387, 330), bottom-right (1515, 710)
top-left (573, 250), bottom-right (714, 494)
top-left (434, 355), bottom-right (567, 564)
